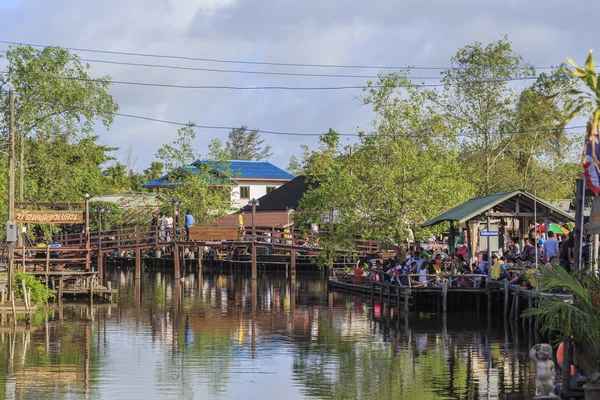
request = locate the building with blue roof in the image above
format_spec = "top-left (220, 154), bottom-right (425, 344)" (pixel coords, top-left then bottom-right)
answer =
top-left (141, 159), bottom-right (295, 209)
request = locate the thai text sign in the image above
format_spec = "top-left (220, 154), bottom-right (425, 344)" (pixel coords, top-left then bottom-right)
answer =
top-left (189, 226), bottom-right (239, 241)
top-left (15, 209), bottom-right (83, 224)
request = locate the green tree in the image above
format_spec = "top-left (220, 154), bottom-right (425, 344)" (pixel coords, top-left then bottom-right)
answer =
top-left (155, 123), bottom-right (199, 172)
top-left (0, 45), bottom-right (118, 237)
top-left (155, 126), bottom-right (233, 224)
top-left (438, 36), bottom-right (534, 195)
top-left (298, 73), bottom-right (474, 249)
top-left (224, 126), bottom-right (272, 160)
top-left (286, 155), bottom-right (302, 176)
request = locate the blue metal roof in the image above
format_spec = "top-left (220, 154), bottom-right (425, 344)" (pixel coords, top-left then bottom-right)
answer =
top-left (141, 160), bottom-right (294, 188)
top-left (195, 159), bottom-right (295, 180)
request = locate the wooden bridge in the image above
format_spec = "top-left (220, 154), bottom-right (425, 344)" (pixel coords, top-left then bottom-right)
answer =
top-left (0, 224), bottom-right (381, 300)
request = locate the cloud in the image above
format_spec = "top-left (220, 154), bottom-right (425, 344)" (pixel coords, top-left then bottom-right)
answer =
top-left (0, 0), bottom-right (598, 172)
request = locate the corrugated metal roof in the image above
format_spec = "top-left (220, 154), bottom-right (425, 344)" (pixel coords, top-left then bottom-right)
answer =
top-left (196, 159), bottom-right (295, 180)
top-left (421, 190), bottom-right (575, 227)
top-left (141, 160), bottom-right (294, 188)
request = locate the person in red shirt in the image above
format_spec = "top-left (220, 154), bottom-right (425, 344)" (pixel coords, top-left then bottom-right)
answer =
top-left (354, 265), bottom-right (364, 284)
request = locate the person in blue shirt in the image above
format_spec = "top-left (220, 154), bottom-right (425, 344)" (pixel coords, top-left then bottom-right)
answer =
top-left (184, 210), bottom-right (195, 240)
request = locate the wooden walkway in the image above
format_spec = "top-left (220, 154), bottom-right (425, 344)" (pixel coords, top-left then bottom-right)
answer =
top-left (328, 274), bottom-right (573, 321)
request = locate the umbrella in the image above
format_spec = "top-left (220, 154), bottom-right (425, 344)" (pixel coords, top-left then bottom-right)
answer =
top-left (536, 223), bottom-right (569, 235)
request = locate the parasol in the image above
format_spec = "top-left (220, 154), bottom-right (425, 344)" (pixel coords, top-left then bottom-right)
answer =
top-left (536, 223), bottom-right (569, 235)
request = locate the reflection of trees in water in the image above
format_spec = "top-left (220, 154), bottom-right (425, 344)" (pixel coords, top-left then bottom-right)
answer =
top-left (290, 311), bottom-right (535, 399)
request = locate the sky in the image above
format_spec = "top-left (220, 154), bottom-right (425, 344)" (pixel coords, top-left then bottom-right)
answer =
top-left (0, 0), bottom-right (599, 172)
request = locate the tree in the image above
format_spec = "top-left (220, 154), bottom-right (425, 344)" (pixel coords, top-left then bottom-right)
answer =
top-left (0, 45), bottom-right (118, 140)
top-left (155, 123), bottom-right (199, 172)
top-left (155, 126), bottom-right (233, 224)
top-left (298, 73), bottom-right (474, 250)
top-left (0, 45), bottom-right (118, 237)
top-left (438, 36), bottom-right (534, 195)
top-left (224, 126), bottom-right (272, 160)
top-left (286, 155), bottom-right (302, 176)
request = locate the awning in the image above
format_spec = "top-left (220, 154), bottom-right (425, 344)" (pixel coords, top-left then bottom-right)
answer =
top-left (421, 190), bottom-right (575, 227)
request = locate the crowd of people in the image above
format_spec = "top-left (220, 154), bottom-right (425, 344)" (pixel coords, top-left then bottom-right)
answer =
top-left (340, 224), bottom-right (588, 291)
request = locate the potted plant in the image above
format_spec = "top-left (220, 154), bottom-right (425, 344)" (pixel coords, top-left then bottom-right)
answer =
top-left (524, 265), bottom-right (600, 398)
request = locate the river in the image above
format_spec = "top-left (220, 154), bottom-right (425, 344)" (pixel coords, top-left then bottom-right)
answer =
top-left (0, 268), bottom-right (536, 399)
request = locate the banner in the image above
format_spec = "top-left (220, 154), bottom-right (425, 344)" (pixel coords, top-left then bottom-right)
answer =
top-left (15, 209), bottom-right (83, 224)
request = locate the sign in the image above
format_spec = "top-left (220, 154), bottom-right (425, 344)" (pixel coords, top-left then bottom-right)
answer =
top-left (15, 209), bottom-right (83, 224)
top-left (189, 226), bottom-right (239, 241)
top-left (480, 230), bottom-right (499, 237)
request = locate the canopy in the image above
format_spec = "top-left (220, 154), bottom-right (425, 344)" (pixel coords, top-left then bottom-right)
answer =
top-left (421, 190), bottom-right (574, 227)
top-left (536, 223), bottom-right (569, 235)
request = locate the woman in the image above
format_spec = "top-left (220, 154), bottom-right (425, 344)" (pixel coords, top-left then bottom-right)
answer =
top-left (418, 261), bottom-right (429, 286)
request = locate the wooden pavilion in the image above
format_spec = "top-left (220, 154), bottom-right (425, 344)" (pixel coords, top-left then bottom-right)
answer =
top-left (421, 190), bottom-right (575, 262)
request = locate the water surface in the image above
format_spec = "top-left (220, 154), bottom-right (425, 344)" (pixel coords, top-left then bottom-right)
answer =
top-left (0, 269), bottom-right (536, 399)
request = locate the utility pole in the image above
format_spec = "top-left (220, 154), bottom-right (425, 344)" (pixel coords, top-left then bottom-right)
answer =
top-left (7, 89), bottom-right (15, 295)
top-left (17, 129), bottom-right (24, 247)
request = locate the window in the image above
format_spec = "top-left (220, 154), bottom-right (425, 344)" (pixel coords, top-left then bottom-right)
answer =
top-left (266, 186), bottom-right (276, 194)
top-left (240, 186), bottom-right (250, 199)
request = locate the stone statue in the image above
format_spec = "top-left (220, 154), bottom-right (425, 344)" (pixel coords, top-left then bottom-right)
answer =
top-left (529, 343), bottom-right (557, 398)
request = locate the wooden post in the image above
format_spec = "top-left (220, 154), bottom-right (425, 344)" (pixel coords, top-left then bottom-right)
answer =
top-left (503, 279), bottom-right (509, 318)
top-left (442, 280), bottom-right (448, 314)
top-left (515, 288), bottom-right (521, 321)
top-left (98, 251), bottom-right (104, 286)
top-left (290, 250), bottom-right (296, 279)
top-left (7, 89), bottom-right (15, 296)
top-left (45, 246), bottom-right (50, 290)
top-left (251, 199), bottom-right (258, 280)
top-left (84, 195), bottom-right (91, 271)
top-left (174, 243), bottom-right (180, 280)
top-left (135, 247), bottom-right (141, 279)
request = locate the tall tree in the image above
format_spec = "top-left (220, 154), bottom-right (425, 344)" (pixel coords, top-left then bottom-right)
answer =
top-left (0, 45), bottom-right (118, 236)
top-left (298, 73), bottom-right (474, 248)
top-left (224, 126), bottom-right (272, 160)
top-left (438, 36), bottom-right (534, 195)
top-left (286, 155), bottom-right (302, 176)
top-left (155, 125), bottom-right (233, 223)
top-left (155, 123), bottom-right (199, 171)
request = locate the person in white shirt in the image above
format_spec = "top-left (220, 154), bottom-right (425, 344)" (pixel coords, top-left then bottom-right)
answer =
top-left (544, 231), bottom-right (560, 260)
top-left (162, 212), bottom-right (173, 241)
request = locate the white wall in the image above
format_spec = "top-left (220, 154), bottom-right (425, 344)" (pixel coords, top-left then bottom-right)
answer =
top-left (230, 180), bottom-right (288, 209)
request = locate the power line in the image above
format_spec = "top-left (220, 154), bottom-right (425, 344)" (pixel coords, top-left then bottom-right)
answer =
top-left (0, 49), bottom-right (573, 81)
top-left (0, 70), bottom-right (568, 92)
top-left (0, 39), bottom-right (573, 72)
top-left (3, 88), bottom-right (585, 138)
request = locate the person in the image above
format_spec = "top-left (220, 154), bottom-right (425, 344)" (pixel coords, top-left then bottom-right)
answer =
top-left (522, 238), bottom-right (535, 262)
top-left (408, 252), bottom-right (422, 269)
top-left (354, 264), bottom-right (364, 284)
top-left (311, 222), bottom-right (319, 244)
top-left (544, 231), bottom-right (559, 260)
top-left (538, 232), bottom-right (546, 248)
top-left (560, 231), bottom-right (574, 273)
top-left (545, 255), bottom-right (560, 270)
top-left (238, 210), bottom-right (245, 236)
top-left (162, 212), bottom-right (173, 241)
top-left (150, 211), bottom-right (158, 241)
top-left (184, 210), bottom-right (195, 240)
top-left (418, 261), bottom-right (429, 285)
top-left (492, 255), bottom-right (509, 280)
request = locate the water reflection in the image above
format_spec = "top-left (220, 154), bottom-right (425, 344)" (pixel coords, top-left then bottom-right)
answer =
top-left (0, 270), bottom-right (535, 399)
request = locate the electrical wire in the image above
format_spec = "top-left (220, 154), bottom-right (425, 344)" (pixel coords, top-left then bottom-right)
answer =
top-left (0, 49), bottom-right (574, 81)
top-left (0, 70), bottom-right (568, 92)
top-left (1, 88), bottom-right (586, 138)
top-left (0, 39), bottom-right (576, 72)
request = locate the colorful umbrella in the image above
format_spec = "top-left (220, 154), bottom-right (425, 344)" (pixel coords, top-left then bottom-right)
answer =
top-left (536, 223), bottom-right (569, 235)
